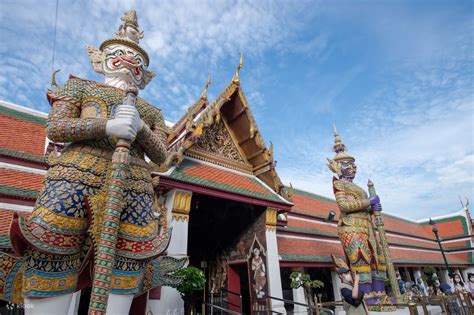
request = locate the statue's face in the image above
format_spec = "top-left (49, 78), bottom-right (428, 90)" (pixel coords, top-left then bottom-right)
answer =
top-left (102, 44), bottom-right (148, 87)
top-left (340, 159), bottom-right (357, 180)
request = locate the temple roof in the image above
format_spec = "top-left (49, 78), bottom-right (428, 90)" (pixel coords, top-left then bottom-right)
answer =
top-left (0, 101), bottom-right (47, 165)
top-left (157, 66), bottom-right (291, 203)
top-left (157, 157), bottom-right (292, 208)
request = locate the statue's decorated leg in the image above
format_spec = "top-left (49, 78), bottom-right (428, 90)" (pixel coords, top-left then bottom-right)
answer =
top-left (14, 181), bottom-right (91, 313)
top-left (339, 231), bottom-right (372, 286)
top-left (371, 243), bottom-right (387, 294)
top-left (105, 294), bottom-right (134, 315)
top-left (24, 293), bottom-right (74, 315)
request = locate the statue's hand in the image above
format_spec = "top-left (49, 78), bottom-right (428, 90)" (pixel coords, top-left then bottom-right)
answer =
top-left (369, 195), bottom-right (380, 206)
top-left (115, 105), bottom-right (143, 132)
top-left (106, 105), bottom-right (141, 140)
top-left (369, 195), bottom-right (382, 212)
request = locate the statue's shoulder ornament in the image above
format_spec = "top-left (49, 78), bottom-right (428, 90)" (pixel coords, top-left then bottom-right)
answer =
top-left (333, 177), bottom-right (367, 198)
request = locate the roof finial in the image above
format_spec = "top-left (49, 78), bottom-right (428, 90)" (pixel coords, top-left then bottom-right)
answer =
top-left (201, 72), bottom-right (211, 99)
top-left (233, 52), bottom-right (243, 84)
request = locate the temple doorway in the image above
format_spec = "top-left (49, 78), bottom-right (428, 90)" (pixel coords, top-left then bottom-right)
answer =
top-left (187, 193), bottom-right (266, 313)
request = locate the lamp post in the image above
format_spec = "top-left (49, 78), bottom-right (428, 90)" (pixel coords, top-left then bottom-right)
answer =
top-left (429, 218), bottom-right (453, 275)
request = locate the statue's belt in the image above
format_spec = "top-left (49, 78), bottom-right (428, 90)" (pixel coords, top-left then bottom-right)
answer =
top-left (66, 144), bottom-right (150, 169)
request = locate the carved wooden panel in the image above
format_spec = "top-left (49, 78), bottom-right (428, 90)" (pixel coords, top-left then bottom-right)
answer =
top-left (193, 119), bottom-right (248, 164)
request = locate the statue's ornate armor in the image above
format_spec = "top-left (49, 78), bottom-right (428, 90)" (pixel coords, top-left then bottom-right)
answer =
top-left (6, 77), bottom-right (177, 300)
top-left (333, 177), bottom-right (386, 284)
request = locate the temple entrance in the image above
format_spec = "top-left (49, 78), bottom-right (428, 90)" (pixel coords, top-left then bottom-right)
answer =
top-left (187, 193), bottom-right (266, 314)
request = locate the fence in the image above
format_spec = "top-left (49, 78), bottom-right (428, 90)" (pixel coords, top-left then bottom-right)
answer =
top-left (204, 291), bottom-right (473, 315)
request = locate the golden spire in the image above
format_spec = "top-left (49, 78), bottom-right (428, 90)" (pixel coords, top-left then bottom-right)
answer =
top-left (200, 72), bottom-right (211, 99)
top-left (331, 124), bottom-right (354, 161)
top-left (232, 52), bottom-right (244, 84)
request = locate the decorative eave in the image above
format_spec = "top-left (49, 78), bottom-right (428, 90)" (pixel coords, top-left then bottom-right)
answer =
top-left (154, 56), bottom-right (292, 203)
top-left (167, 74), bottom-right (211, 144)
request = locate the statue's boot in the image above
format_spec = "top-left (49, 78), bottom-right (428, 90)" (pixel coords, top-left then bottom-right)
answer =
top-left (106, 293), bottom-right (134, 315)
top-left (24, 293), bottom-right (73, 315)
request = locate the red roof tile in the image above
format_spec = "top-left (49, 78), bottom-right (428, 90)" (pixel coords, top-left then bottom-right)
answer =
top-left (0, 209), bottom-right (30, 236)
top-left (0, 113), bottom-right (46, 159)
top-left (166, 159), bottom-right (286, 203)
top-left (277, 237), bottom-right (344, 257)
top-left (0, 169), bottom-right (44, 192)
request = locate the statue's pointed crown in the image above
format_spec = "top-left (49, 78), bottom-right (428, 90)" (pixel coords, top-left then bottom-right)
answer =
top-left (332, 124), bottom-right (354, 162)
top-left (99, 9), bottom-right (149, 65)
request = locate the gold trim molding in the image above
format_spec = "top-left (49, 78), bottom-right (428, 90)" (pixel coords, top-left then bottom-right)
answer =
top-left (266, 207), bottom-right (278, 232)
top-left (172, 191), bottom-right (192, 222)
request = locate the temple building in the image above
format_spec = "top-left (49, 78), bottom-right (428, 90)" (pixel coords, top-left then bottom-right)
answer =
top-left (0, 68), bottom-right (473, 314)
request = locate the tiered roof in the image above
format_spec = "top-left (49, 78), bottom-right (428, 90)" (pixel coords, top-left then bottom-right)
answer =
top-left (159, 157), bottom-right (291, 209)
top-left (155, 59), bottom-right (291, 204)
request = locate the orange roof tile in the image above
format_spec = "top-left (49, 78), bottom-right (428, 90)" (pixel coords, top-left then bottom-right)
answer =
top-left (0, 113), bottom-right (46, 160)
top-left (0, 209), bottom-right (30, 236)
top-left (0, 169), bottom-right (44, 192)
top-left (166, 158), bottom-right (286, 203)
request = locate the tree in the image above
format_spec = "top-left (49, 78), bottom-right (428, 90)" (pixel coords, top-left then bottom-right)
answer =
top-left (174, 266), bottom-right (206, 315)
top-left (290, 272), bottom-right (324, 313)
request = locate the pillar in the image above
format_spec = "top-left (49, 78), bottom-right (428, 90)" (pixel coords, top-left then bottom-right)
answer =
top-left (265, 208), bottom-right (286, 314)
top-left (331, 271), bottom-right (342, 301)
top-left (439, 269), bottom-right (450, 284)
top-left (150, 189), bottom-right (192, 315)
top-left (403, 267), bottom-right (412, 282)
top-left (457, 267), bottom-right (468, 283)
top-left (291, 267), bottom-right (307, 314)
top-left (413, 269), bottom-right (428, 296)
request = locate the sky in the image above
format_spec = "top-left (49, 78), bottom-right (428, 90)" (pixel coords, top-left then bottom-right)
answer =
top-left (1, 0), bottom-right (473, 220)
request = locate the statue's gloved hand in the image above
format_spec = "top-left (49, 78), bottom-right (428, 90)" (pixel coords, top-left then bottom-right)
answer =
top-left (115, 105), bottom-right (143, 132)
top-left (369, 195), bottom-right (382, 212)
top-left (106, 105), bottom-right (142, 140)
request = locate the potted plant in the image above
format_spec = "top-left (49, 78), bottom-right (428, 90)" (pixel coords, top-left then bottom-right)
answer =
top-left (174, 266), bottom-right (206, 315)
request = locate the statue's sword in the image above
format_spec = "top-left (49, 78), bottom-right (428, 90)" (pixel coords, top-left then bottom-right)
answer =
top-left (367, 180), bottom-right (403, 304)
top-left (89, 86), bottom-right (138, 314)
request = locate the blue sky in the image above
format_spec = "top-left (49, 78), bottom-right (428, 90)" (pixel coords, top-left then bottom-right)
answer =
top-left (1, 0), bottom-right (472, 219)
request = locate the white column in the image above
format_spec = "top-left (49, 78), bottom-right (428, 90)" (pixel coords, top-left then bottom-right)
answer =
top-left (291, 268), bottom-right (307, 314)
top-left (439, 269), bottom-right (450, 284)
top-left (265, 208), bottom-right (286, 314)
top-left (151, 189), bottom-right (192, 315)
top-left (403, 268), bottom-right (412, 282)
top-left (413, 269), bottom-right (428, 296)
top-left (331, 271), bottom-right (342, 301)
